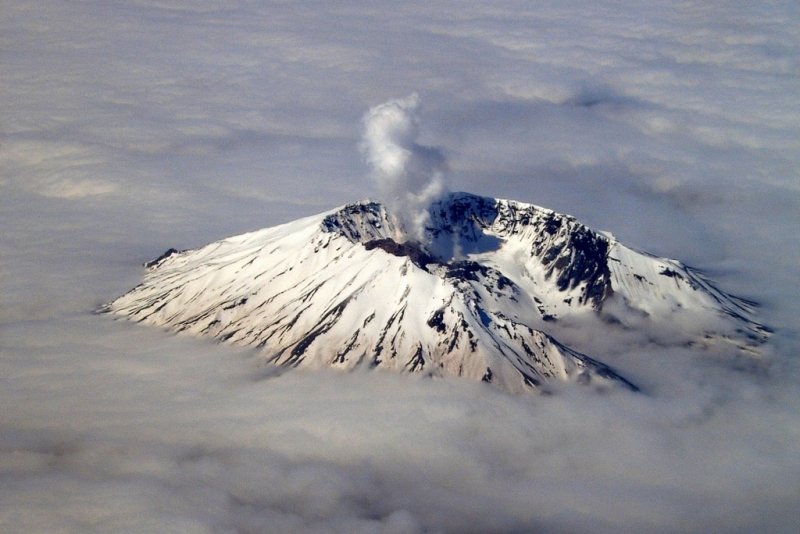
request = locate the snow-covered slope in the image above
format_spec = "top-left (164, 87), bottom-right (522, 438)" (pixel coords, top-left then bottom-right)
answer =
top-left (103, 192), bottom-right (769, 393)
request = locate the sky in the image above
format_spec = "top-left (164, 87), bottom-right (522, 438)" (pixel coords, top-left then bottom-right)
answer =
top-left (2, 1), bottom-right (800, 532)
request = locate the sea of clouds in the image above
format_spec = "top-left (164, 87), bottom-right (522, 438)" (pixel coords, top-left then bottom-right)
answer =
top-left (2, 1), bottom-right (799, 532)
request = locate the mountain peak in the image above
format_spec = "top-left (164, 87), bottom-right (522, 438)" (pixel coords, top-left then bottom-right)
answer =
top-left (102, 193), bottom-right (768, 394)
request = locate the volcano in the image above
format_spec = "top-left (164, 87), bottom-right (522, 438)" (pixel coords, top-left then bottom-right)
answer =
top-left (103, 192), bottom-right (768, 393)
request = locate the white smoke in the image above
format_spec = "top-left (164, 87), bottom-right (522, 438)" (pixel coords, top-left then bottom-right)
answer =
top-left (360, 93), bottom-right (447, 242)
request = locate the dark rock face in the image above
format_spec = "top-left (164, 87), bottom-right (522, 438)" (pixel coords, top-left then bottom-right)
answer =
top-left (426, 193), bottom-right (613, 309)
top-left (426, 194), bottom-right (498, 242)
top-left (327, 192), bottom-right (614, 309)
top-left (144, 248), bottom-right (179, 269)
top-left (529, 214), bottom-right (612, 309)
top-left (425, 194), bottom-right (503, 258)
top-left (363, 238), bottom-right (437, 269)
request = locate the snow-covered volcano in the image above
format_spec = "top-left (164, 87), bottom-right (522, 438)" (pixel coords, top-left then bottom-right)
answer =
top-left (103, 192), bottom-right (769, 393)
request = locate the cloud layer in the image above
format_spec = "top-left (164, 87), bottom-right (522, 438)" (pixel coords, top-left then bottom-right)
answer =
top-left (3, 316), bottom-right (799, 534)
top-left (1, 1), bottom-right (799, 532)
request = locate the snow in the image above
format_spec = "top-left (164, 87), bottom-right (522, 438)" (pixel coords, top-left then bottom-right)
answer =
top-left (105, 192), bottom-right (765, 394)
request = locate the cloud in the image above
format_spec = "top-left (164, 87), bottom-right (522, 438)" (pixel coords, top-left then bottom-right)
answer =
top-left (360, 93), bottom-right (448, 242)
top-left (1, 0), bottom-right (800, 532)
top-left (0, 139), bottom-right (118, 198)
top-left (1, 316), bottom-right (799, 534)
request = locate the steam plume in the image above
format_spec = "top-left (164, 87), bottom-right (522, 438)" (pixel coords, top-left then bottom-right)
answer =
top-left (360, 93), bottom-right (447, 242)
